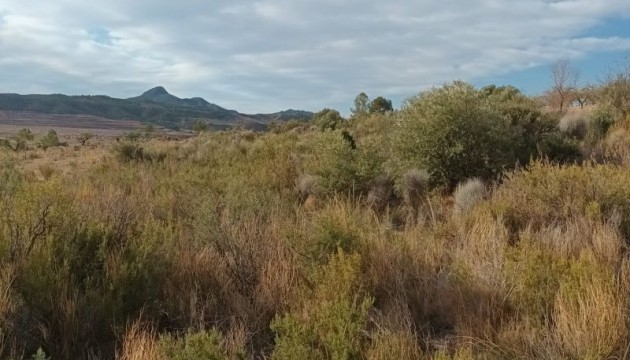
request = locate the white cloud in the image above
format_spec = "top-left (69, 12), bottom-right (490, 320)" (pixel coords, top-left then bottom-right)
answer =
top-left (0, 0), bottom-right (629, 113)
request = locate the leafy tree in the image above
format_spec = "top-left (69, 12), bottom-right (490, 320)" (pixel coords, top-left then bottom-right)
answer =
top-left (351, 92), bottom-right (370, 118)
top-left (313, 108), bottom-right (344, 131)
top-left (38, 129), bottom-right (61, 149)
top-left (16, 128), bottom-right (34, 141)
top-left (193, 120), bottom-right (209, 134)
top-left (394, 81), bottom-right (518, 188)
top-left (368, 96), bottom-right (393, 114)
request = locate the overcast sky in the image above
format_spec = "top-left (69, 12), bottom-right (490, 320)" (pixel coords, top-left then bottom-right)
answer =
top-left (1, 1), bottom-right (630, 114)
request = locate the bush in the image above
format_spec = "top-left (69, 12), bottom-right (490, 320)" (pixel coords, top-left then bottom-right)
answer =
top-left (313, 108), bottom-right (344, 131)
top-left (491, 161), bottom-right (630, 238)
top-left (159, 329), bottom-right (233, 360)
top-left (394, 81), bottom-right (518, 188)
top-left (558, 112), bottom-right (588, 140)
top-left (271, 250), bottom-right (372, 360)
top-left (453, 178), bottom-right (487, 215)
top-left (38, 129), bottom-right (61, 149)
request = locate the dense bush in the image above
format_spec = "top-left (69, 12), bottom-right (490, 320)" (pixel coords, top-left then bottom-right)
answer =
top-left (394, 81), bottom-right (519, 188)
top-left (38, 129), bottom-right (61, 149)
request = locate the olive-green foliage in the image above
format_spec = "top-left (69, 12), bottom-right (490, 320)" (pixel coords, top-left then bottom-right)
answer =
top-left (491, 161), bottom-right (630, 238)
top-left (536, 132), bottom-right (583, 164)
top-left (271, 250), bottom-right (373, 360)
top-left (0, 139), bottom-right (11, 150)
top-left (588, 105), bottom-right (615, 140)
top-left (16, 128), bottom-right (34, 142)
top-left (351, 92), bottom-right (370, 119)
top-left (114, 142), bottom-right (166, 163)
top-left (38, 129), bottom-right (61, 149)
top-left (193, 120), bottom-right (209, 134)
top-left (303, 130), bottom-right (385, 194)
top-left (599, 59), bottom-right (630, 121)
top-left (394, 81), bottom-right (518, 188)
top-left (158, 329), bottom-right (233, 360)
top-left (505, 238), bottom-right (569, 322)
top-left (368, 96), bottom-right (393, 114)
top-left (314, 109), bottom-right (344, 131)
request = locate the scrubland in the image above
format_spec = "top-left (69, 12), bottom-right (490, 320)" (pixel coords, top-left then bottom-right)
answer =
top-left (1, 79), bottom-right (630, 359)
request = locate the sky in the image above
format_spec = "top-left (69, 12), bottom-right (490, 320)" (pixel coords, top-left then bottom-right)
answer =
top-left (1, 1), bottom-right (630, 114)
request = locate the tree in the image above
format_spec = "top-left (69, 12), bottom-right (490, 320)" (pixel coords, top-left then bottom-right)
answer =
top-left (368, 96), bottom-right (393, 114)
top-left (193, 120), bottom-right (209, 134)
top-left (16, 128), bottom-right (34, 141)
top-left (38, 129), bottom-right (60, 149)
top-left (550, 59), bottom-right (579, 112)
top-left (350, 92), bottom-right (370, 118)
top-left (313, 108), bottom-right (344, 131)
top-left (393, 81), bottom-right (518, 188)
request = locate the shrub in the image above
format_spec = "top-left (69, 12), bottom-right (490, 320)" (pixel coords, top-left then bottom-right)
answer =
top-left (296, 174), bottom-right (321, 202)
top-left (38, 129), bottom-right (61, 149)
top-left (159, 329), bottom-right (233, 360)
top-left (453, 178), bottom-right (487, 215)
top-left (271, 250), bottom-right (372, 360)
top-left (537, 132), bottom-right (583, 164)
top-left (588, 106), bottom-right (615, 140)
top-left (394, 81), bottom-right (518, 188)
top-left (303, 130), bottom-right (384, 195)
top-left (491, 161), bottom-right (630, 239)
top-left (558, 112), bottom-right (588, 140)
top-left (313, 108), bottom-right (344, 131)
top-left (553, 253), bottom-right (627, 359)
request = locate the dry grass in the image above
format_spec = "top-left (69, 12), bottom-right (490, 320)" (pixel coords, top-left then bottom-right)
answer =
top-left (1, 120), bottom-right (629, 359)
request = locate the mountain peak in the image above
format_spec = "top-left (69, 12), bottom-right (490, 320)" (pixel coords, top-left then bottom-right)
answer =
top-left (142, 86), bottom-right (170, 97)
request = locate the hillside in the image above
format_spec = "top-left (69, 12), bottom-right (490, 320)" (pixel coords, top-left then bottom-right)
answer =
top-left (0, 87), bottom-right (314, 130)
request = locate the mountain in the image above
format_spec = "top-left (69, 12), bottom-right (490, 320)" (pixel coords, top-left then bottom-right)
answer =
top-left (0, 87), bottom-right (314, 130)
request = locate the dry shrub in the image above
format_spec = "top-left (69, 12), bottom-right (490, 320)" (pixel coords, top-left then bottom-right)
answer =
top-left (453, 178), bottom-right (487, 215)
top-left (553, 253), bottom-right (627, 359)
top-left (118, 321), bottom-right (160, 360)
top-left (491, 161), bottom-right (630, 238)
top-left (366, 175), bottom-right (395, 212)
top-left (558, 112), bottom-right (588, 140)
top-left (295, 174), bottom-right (321, 202)
top-left (366, 329), bottom-right (422, 360)
top-left (402, 169), bottom-right (429, 222)
top-left (0, 266), bottom-right (17, 356)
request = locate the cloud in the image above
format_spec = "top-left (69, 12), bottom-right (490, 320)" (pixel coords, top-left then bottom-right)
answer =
top-left (0, 0), bottom-right (629, 113)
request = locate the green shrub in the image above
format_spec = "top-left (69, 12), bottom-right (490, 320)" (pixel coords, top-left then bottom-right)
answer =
top-left (271, 250), bottom-right (372, 360)
top-left (314, 109), bottom-right (344, 131)
top-left (537, 132), bottom-right (583, 164)
top-left (38, 129), bottom-right (61, 149)
top-left (588, 106), bottom-right (615, 140)
top-left (303, 131), bottom-right (384, 194)
top-left (491, 161), bottom-right (630, 238)
top-left (394, 81), bottom-right (518, 188)
top-left (159, 329), bottom-right (233, 360)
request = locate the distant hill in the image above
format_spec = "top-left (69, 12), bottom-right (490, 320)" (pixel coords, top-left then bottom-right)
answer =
top-left (0, 87), bottom-right (314, 130)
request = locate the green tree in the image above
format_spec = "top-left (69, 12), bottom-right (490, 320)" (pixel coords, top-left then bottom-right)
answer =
top-left (38, 129), bottom-right (61, 149)
top-left (193, 120), bottom-right (209, 134)
top-left (16, 128), bottom-right (34, 141)
top-left (351, 92), bottom-right (370, 118)
top-left (394, 81), bottom-right (518, 188)
top-left (313, 108), bottom-right (344, 131)
top-left (368, 96), bottom-right (393, 114)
